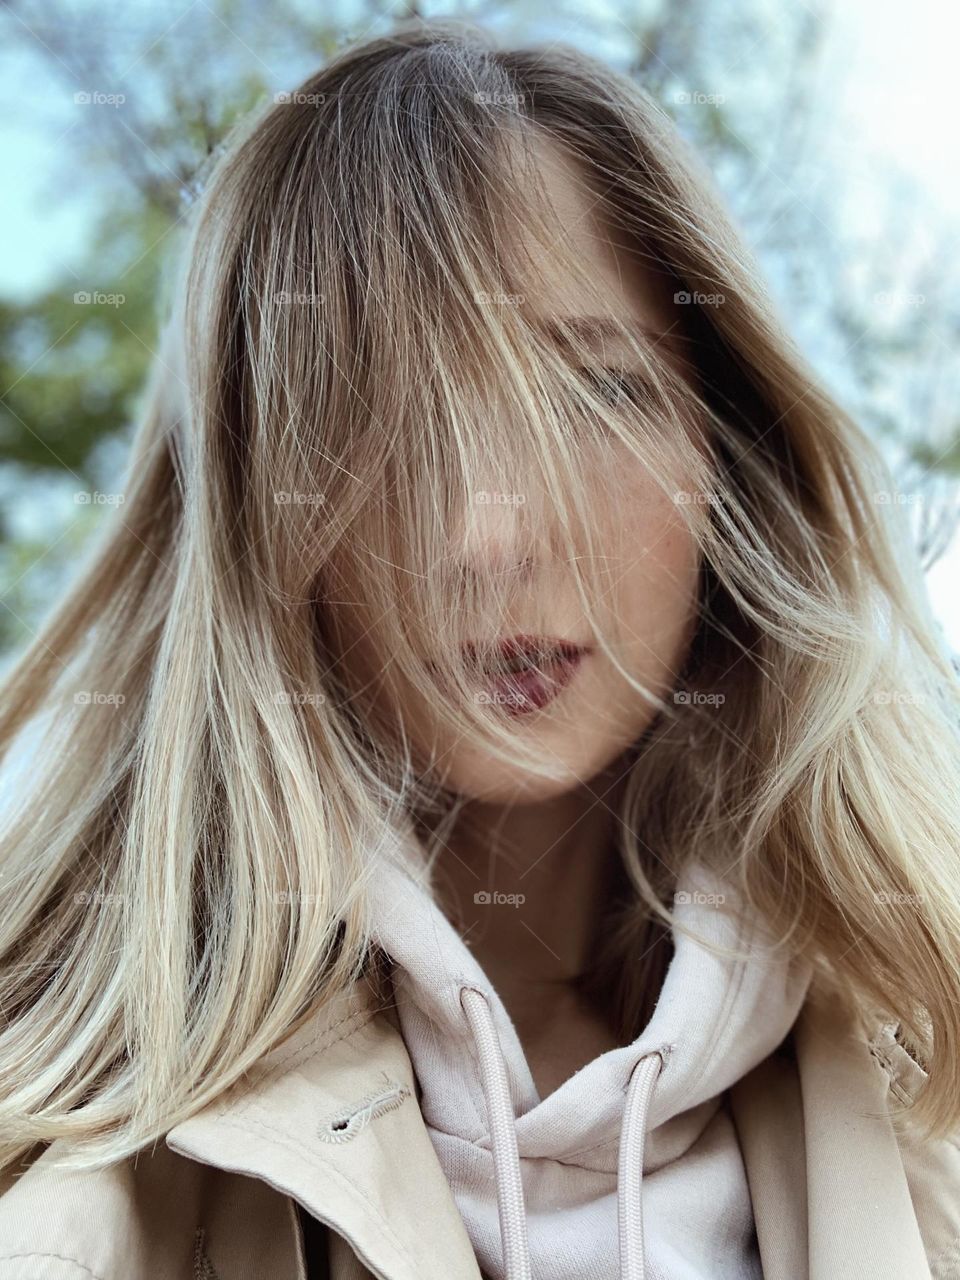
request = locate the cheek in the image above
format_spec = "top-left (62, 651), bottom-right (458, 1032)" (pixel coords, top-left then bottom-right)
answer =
top-left (605, 478), bottom-right (701, 663)
top-left (323, 593), bottom-right (400, 713)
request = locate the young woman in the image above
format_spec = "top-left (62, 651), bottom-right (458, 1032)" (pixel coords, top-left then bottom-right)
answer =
top-left (1, 18), bottom-right (958, 1280)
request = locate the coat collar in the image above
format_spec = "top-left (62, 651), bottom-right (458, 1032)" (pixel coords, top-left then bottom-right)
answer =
top-left (729, 991), bottom-right (931, 1280)
top-left (167, 973), bottom-right (931, 1280)
top-left (166, 974), bottom-right (483, 1280)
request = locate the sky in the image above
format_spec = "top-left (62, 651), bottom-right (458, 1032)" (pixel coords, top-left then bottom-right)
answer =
top-left (830, 0), bottom-right (960, 648)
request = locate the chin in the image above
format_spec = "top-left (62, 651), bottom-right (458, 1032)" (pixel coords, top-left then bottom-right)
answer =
top-left (455, 773), bottom-right (582, 805)
top-left (441, 743), bottom-right (627, 805)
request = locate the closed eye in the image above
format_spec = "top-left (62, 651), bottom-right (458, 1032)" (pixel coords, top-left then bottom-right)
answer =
top-left (577, 365), bottom-right (654, 410)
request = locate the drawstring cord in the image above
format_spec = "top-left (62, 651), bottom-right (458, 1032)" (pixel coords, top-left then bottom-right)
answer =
top-left (461, 987), bottom-right (532, 1280)
top-left (461, 985), bottom-right (665, 1280)
top-left (618, 1051), bottom-right (665, 1280)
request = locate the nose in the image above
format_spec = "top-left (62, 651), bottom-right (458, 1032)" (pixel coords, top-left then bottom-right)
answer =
top-left (453, 486), bottom-right (538, 582)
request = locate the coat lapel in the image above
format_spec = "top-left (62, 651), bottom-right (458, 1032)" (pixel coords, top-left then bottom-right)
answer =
top-left (732, 992), bottom-right (934, 1280)
top-left (166, 978), bottom-right (483, 1280)
top-left (793, 992), bottom-right (932, 1278)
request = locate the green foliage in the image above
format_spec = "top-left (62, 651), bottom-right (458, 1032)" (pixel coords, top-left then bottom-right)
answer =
top-left (0, 204), bottom-right (164, 484)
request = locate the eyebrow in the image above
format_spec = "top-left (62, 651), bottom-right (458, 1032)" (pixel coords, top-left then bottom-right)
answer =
top-left (538, 314), bottom-right (683, 351)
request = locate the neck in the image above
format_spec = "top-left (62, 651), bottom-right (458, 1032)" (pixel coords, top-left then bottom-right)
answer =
top-left (426, 758), bottom-right (630, 988)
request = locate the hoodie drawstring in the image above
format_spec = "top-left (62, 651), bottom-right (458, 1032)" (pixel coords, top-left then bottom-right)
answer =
top-left (461, 985), bottom-right (665, 1280)
top-left (618, 1051), bottom-right (665, 1280)
top-left (461, 987), bottom-right (532, 1280)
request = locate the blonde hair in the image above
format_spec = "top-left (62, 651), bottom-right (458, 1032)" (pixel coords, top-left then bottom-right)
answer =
top-left (2, 18), bottom-right (960, 1173)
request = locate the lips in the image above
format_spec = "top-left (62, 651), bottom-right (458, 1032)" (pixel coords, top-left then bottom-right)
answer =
top-left (462, 634), bottom-right (589, 715)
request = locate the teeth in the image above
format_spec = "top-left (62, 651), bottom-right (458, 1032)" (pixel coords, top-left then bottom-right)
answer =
top-left (464, 644), bottom-right (579, 676)
top-left (491, 649), bottom-right (560, 674)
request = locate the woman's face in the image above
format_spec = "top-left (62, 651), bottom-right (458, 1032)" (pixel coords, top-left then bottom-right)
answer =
top-left (324, 138), bottom-right (702, 803)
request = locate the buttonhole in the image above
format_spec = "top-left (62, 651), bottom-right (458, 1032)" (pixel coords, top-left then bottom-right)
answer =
top-left (318, 1077), bottom-right (411, 1143)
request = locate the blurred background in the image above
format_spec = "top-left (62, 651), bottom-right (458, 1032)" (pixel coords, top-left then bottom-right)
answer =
top-left (1, 0), bottom-right (959, 669)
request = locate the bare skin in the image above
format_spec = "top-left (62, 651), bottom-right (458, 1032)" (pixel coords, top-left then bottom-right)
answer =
top-left (433, 757), bottom-right (633, 1097)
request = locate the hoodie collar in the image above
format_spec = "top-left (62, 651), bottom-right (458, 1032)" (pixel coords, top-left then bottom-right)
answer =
top-left (366, 839), bottom-right (813, 1280)
top-left (367, 843), bottom-right (813, 1166)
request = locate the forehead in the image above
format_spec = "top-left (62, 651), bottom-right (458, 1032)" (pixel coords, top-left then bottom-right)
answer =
top-left (506, 133), bottom-right (689, 372)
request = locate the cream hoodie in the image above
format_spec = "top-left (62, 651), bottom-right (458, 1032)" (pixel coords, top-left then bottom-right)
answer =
top-left (367, 844), bottom-right (813, 1280)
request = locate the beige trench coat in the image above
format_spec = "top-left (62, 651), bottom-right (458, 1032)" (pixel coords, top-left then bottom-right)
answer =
top-left (0, 976), bottom-right (958, 1280)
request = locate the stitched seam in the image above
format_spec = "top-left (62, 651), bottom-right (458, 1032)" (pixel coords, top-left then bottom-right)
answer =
top-left (868, 1043), bottom-right (915, 1108)
top-left (241, 1110), bottom-right (416, 1266)
top-left (868, 1021), bottom-right (930, 1079)
top-left (432, 1122), bottom-right (622, 1172)
top-left (0, 1254), bottom-right (104, 1279)
top-left (261, 1007), bottom-right (373, 1075)
top-left (869, 1040), bottom-right (960, 1279)
top-left (241, 1003), bottom-right (373, 1085)
top-left (226, 1009), bottom-right (374, 1122)
top-left (524, 1131), bottom-right (621, 1164)
top-left (889, 1077), bottom-right (913, 1108)
top-left (506, 1147), bottom-right (620, 1174)
top-left (193, 1226), bottom-right (221, 1280)
top-left (210, 1109), bottom-right (417, 1270)
top-left (318, 1079), bottom-right (411, 1143)
top-left (496, 1087), bottom-right (714, 1167)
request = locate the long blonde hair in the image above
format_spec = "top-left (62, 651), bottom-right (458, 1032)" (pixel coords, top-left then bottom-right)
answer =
top-left (2, 18), bottom-right (959, 1172)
